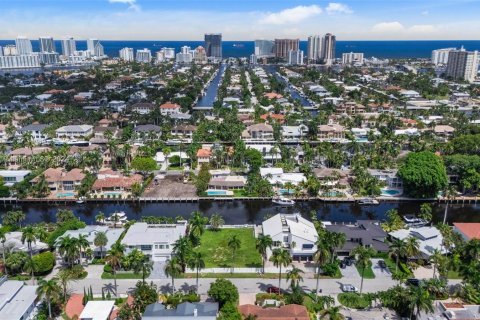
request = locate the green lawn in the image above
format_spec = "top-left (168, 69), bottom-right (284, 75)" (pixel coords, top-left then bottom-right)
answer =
top-left (447, 270), bottom-right (462, 279)
top-left (233, 189), bottom-right (247, 197)
top-left (355, 264), bottom-right (375, 279)
top-left (338, 293), bottom-right (371, 309)
top-left (101, 272), bottom-right (144, 279)
top-left (197, 229), bottom-right (262, 268)
top-left (181, 273), bottom-right (279, 279)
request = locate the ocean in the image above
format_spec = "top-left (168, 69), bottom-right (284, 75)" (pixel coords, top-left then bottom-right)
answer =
top-left (1, 39), bottom-right (480, 59)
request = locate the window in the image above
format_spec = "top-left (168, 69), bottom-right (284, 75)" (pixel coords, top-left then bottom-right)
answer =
top-left (140, 245), bottom-right (152, 251)
top-left (302, 244), bottom-right (314, 250)
top-left (283, 236), bottom-right (289, 243)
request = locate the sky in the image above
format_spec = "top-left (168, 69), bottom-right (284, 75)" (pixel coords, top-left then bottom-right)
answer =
top-left (1, 0), bottom-right (480, 40)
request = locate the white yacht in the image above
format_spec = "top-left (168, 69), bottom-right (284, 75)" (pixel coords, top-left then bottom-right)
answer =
top-left (358, 198), bottom-right (380, 205)
top-left (105, 211), bottom-right (128, 227)
top-left (272, 196), bottom-right (295, 206)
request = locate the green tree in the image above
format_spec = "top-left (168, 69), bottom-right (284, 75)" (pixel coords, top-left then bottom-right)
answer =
top-left (195, 164), bottom-right (211, 195)
top-left (105, 243), bottom-right (125, 296)
top-left (209, 214), bottom-right (225, 231)
top-left (131, 156), bottom-right (157, 175)
top-left (256, 234), bottom-right (273, 273)
top-left (55, 268), bottom-right (75, 303)
top-left (320, 306), bottom-right (345, 320)
top-left (408, 286), bottom-right (435, 319)
top-left (188, 251), bottom-right (205, 292)
top-left (172, 236), bottom-right (192, 272)
top-left (164, 257), bottom-right (182, 293)
top-left (286, 265), bottom-right (304, 288)
top-left (189, 211), bottom-right (208, 246)
top-left (352, 245), bottom-right (376, 294)
top-left (208, 278), bottom-right (239, 307)
top-left (36, 279), bottom-right (61, 319)
top-left (227, 235), bottom-right (241, 272)
top-left (419, 203), bottom-right (433, 223)
top-left (269, 248), bottom-right (292, 292)
top-left (21, 226), bottom-right (37, 284)
top-left (389, 238), bottom-right (407, 273)
top-left (93, 232), bottom-right (108, 259)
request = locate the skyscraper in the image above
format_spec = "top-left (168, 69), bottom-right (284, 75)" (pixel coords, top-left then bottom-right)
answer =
top-left (15, 36), bottom-right (33, 55)
top-left (135, 48), bottom-right (152, 63)
top-left (94, 42), bottom-right (104, 57)
top-left (39, 36), bottom-right (55, 52)
top-left (87, 39), bottom-right (99, 55)
top-left (274, 39), bottom-right (299, 59)
top-left (445, 49), bottom-right (479, 83)
top-left (322, 33), bottom-right (336, 65)
top-left (61, 37), bottom-right (76, 57)
top-left (288, 50), bottom-right (304, 65)
top-left (119, 47), bottom-right (134, 61)
top-left (3, 45), bottom-right (17, 56)
top-left (62, 37), bottom-right (77, 57)
top-left (307, 35), bottom-right (322, 63)
top-left (0, 46), bottom-right (2, 57)
top-left (204, 34), bottom-right (222, 59)
top-left (431, 48), bottom-right (456, 66)
top-left (342, 52), bottom-right (364, 65)
top-left (254, 40), bottom-right (275, 58)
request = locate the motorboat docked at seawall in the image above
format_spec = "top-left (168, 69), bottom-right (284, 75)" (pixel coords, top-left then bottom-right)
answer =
top-left (76, 196), bottom-right (86, 204)
top-left (357, 198), bottom-right (379, 205)
top-left (272, 196), bottom-right (295, 206)
top-left (103, 211), bottom-right (129, 227)
top-left (403, 215), bottom-right (429, 227)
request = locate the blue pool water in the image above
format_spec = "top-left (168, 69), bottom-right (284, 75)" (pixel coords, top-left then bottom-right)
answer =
top-left (207, 190), bottom-right (228, 196)
top-left (104, 192), bottom-right (122, 197)
top-left (279, 189), bottom-right (295, 195)
top-left (381, 189), bottom-right (402, 196)
top-left (321, 191), bottom-right (345, 197)
top-left (57, 192), bottom-right (75, 198)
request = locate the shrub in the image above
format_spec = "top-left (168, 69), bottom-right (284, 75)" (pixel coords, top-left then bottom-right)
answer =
top-left (219, 302), bottom-right (242, 320)
top-left (338, 293), bottom-right (371, 309)
top-left (69, 265), bottom-right (88, 279)
top-left (322, 262), bottom-right (340, 277)
top-left (255, 293), bottom-right (281, 305)
top-left (208, 279), bottom-right (239, 307)
top-left (32, 251), bottom-right (55, 275)
top-left (104, 264), bottom-right (113, 273)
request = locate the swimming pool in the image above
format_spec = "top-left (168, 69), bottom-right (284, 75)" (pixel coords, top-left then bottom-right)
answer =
top-left (381, 188), bottom-right (402, 197)
top-left (321, 191), bottom-right (345, 197)
top-left (206, 190), bottom-right (233, 196)
top-left (279, 189), bottom-right (295, 195)
top-left (104, 192), bottom-right (123, 197)
top-left (57, 192), bottom-right (75, 198)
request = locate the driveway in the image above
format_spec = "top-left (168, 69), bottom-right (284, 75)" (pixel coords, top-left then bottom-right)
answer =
top-left (371, 258), bottom-right (392, 280)
top-left (148, 261), bottom-right (167, 279)
top-left (340, 263), bottom-right (360, 280)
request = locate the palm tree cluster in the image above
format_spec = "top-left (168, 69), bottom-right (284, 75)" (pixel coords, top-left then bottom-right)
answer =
top-left (57, 234), bottom-right (90, 267)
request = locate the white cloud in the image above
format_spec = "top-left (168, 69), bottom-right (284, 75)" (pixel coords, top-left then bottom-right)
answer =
top-left (409, 24), bottom-right (436, 33)
top-left (421, 10), bottom-right (430, 15)
top-left (326, 3), bottom-right (353, 14)
top-left (371, 21), bottom-right (405, 33)
top-left (259, 5), bottom-right (322, 25)
top-left (108, 0), bottom-right (140, 12)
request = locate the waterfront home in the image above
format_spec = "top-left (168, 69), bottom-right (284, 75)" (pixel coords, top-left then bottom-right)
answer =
top-left (241, 123), bottom-right (274, 141)
top-left (133, 124), bottom-right (162, 141)
top-left (8, 147), bottom-right (51, 167)
top-left (0, 277), bottom-right (38, 320)
top-left (453, 223), bottom-right (480, 241)
top-left (313, 168), bottom-right (350, 188)
top-left (260, 113), bottom-right (285, 123)
top-left (239, 304), bottom-right (309, 320)
top-left (131, 102), bottom-right (155, 114)
top-left (208, 175), bottom-right (246, 190)
top-left (196, 148), bottom-right (213, 166)
top-left (336, 102), bottom-right (365, 114)
top-left (323, 220), bottom-right (389, 256)
top-left (16, 123), bottom-right (49, 144)
top-left (57, 226), bottom-right (123, 259)
top-left (246, 145), bottom-right (282, 163)
top-left (281, 125), bottom-right (308, 141)
top-left (367, 169), bottom-right (403, 189)
top-left (159, 102), bottom-right (181, 116)
top-left (154, 151), bottom-right (188, 170)
top-left (32, 168), bottom-right (85, 194)
top-left (389, 226), bottom-right (447, 259)
top-left (0, 170), bottom-right (31, 186)
top-left (260, 167), bottom-right (305, 187)
top-left (143, 302), bottom-right (219, 320)
top-left (41, 103), bottom-right (65, 113)
top-left (263, 92), bottom-right (283, 100)
top-left (0, 231), bottom-right (49, 255)
top-left (90, 126), bottom-right (121, 144)
top-left (170, 124), bottom-right (197, 139)
top-left (317, 124), bottom-right (346, 141)
top-left (55, 125), bottom-right (93, 140)
top-left (433, 125), bottom-right (455, 137)
top-left (91, 169), bottom-right (143, 198)
top-left (262, 213), bottom-right (318, 261)
top-left (107, 100), bottom-right (127, 113)
top-left (121, 221), bottom-right (187, 261)
top-left (79, 301), bottom-right (115, 320)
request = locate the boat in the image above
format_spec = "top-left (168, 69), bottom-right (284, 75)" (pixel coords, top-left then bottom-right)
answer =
top-left (76, 196), bottom-right (85, 204)
top-left (272, 196), bottom-right (295, 206)
top-left (105, 211), bottom-right (129, 227)
top-left (357, 198), bottom-right (379, 205)
top-left (403, 215), bottom-right (428, 226)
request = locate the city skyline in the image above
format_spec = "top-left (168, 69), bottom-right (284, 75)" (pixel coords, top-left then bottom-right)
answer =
top-left (1, 0), bottom-right (480, 41)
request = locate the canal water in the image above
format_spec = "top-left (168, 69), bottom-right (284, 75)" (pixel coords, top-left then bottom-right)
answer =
top-left (1, 200), bottom-right (479, 226)
top-left (263, 65), bottom-right (313, 107)
top-left (195, 64), bottom-right (226, 108)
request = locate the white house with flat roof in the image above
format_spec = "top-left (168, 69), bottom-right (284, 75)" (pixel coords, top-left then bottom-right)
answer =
top-left (389, 226), bottom-right (447, 259)
top-left (0, 170), bottom-right (31, 186)
top-left (121, 222), bottom-right (187, 261)
top-left (262, 213), bottom-right (318, 261)
top-left (0, 276), bottom-right (38, 320)
top-left (79, 300), bottom-right (115, 320)
top-left (55, 125), bottom-right (93, 139)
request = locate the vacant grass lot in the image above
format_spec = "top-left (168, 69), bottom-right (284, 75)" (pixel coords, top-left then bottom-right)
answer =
top-left (197, 228), bottom-right (262, 268)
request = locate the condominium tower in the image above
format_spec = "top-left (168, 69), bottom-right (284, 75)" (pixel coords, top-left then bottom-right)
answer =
top-left (307, 35), bottom-right (322, 63)
top-left (275, 39), bottom-right (299, 59)
top-left (431, 48), bottom-right (456, 66)
top-left (136, 48), bottom-right (152, 63)
top-left (15, 37), bottom-right (33, 55)
top-left (204, 34), bottom-right (222, 59)
top-left (119, 47), bottom-right (134, 61)
top-left (39, 36), bottom-right (55, 52)
top-left (445, 49), bottom-right (479, 83)
top-left (254, 40), bottom-right (275, 58)
top-left (322, 33), bottom-right (336, 65)
top-left (61, 37), bottom-right (76, 57)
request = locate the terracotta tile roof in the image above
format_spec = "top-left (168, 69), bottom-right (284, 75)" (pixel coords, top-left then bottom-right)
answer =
top-left (65, 294), bottom-right (84, 319)
top-left (92, 174), bottom-right (142, 190)
top-left (197, 148), bottom-right (212, 157)
top-left (32, 168), bottom-right (85, 183)
top-left (260, 114), bottom-right (285, 122)
top-left (44, 89), bottom-right (65, 95)
top-left (10, 147), bottom-right (51, 156)
top-left (454, 223), bottom-right (480, 240)
top-left (160, 102), bottom-right (181, 109)
top-left (264, 92), bottom-right (283, 99)
top-left (238, 304), bottom-right (309, 320)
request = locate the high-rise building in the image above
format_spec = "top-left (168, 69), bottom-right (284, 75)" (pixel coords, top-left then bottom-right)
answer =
top-left (342, 52), bottom-right (364, 65)
top-left (15, 36), bottom-right (33, 55)
top-left (194, 46), bottom-right (207, 64)
top-left (176, 46), bottom-right (193, 63)
top-left (307, 35), bottom-right (322, 63)
top-left (94, 42), bottom-right (104, 57)
top-left (38, 52), bottom-right (60, 65)
top-left (39, 36), bottom-right (55, 53)
top-left (3, 45), bottom-right (17, 56)
top-left (322, 33), bottom-right (336, 65)
top-left (119, 47), bottom-right (134, 61)
top-left (274, 39), bottom-right (299, 59)
top-left (0, 46), bottom-right (2, 57)
top-left (204, 34), bottom-right (222, 59)
top-left (136, 48), bottom-right (152, 63)
top-left (431, 48), bottom-right (456, 66)
top-left (61, 37), bottom-right (76, 57)
top-left (0, 54), bottom-right (40, 69)
top-left (288, 50), bottom-right (304, 65)
top-left (162, 48), bottom-right (175, 60)
top-left (445, 49), bottom-right (479, 83)
top-left (254, 40), bottom-right (275, 58)
top-left (87, 39), bottom-right (99, 55)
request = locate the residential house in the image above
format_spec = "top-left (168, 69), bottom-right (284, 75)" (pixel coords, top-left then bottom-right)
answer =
top-left (131, 102), bottom-right (155, 114)
top-left (143, 302), bottom-right (219, 320)
top-left (55, 125), bottom-right (93, 139)
top-left (453, 223), bottom-right (480, 241)
top-left (79, 301), bottom-right (115, 320)
top-left (41, 103), bottom-right (65, 113)
top-left (170, 124), bottom-right (197, 140)
top-left (9, 147), bottom-right (51, 166)
top-left (260, 167), bottom-right (305, 187)
top-left (159, 103), bottom-right (181, 116)
top-left (239, 304), bottom-right (309, 320)
top-left (324, 220), bottom-right (389, 256)
top-left (313, 168), bottom-right (350, 188)
top-left (90, 127), bottom-right (120, 144)
top-left (0, 170), bottom-right (31, 186)
top-left (241, 123), bottom-right (274, 141)
top-left (336, 102), bottom-right (365, 114)
top-left (434, 125), bottom-right (455, 137)
top-left (0, 231), bottom-right (48, 255)
top-left (246, 145), bottom-right (282, 163)
top-left (208, 175), bottom-right (247, 190)
top-left (31, 168), bottom-right (85, 193)
top-left (262, 213), bottom-right (318, 261)
top-left (260, 113), bottom-right (285, 123)
top-left (389, 226), bottom-right (447, 259)
top-left (400, 89), bottom-right (421, 98)
top-left (57, 226), bottom-right (123, 259)
top-left (281, 125), bottom-right (308, 141)
top-left (196, 148), bottom-right (212, 166)
top-left (134, 124), bottom-right (162, 141)
top-left (121, 222), bottom-right (187, 261)
top-left (17, 124), bottom-right (49, 144)
top-left (0, 277), bottom-right (38, 320)
top-left (263, 92), bottom-right (283, 100)
top-left (91, 169), bottom-right (143, 197)
top-left (367, 169), bottom-right (403, 188)
top-left (317, 124), bottom-right (346, 141)
top-left (107, 100), bottom-right (127, 113)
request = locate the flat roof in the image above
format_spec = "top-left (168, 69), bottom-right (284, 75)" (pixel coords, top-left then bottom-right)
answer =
top-left (79, 301), bottom-right (114, 320)
top-left (0, 280), bottom-right (37, 320)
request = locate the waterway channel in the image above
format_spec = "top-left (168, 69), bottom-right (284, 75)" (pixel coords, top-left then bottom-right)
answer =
top-left (195, 64), bottom-right (226, 108)
top-left (1, 200), bottom-right (479, 226)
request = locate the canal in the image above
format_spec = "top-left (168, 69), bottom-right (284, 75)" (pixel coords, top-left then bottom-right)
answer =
top-left (1, 200), bottom-right (479, 226)
top-left (263, 65), bottom-right (313, 107)
top-left (195, 64), bottom-right (226, 108)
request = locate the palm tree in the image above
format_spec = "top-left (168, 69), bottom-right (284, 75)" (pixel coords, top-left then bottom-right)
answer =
top-left (286, 265), bottom-right (304, 288)
top-left (132, 255), bottom-right (153, 283)
top-left (36, 279), bottom-right (61, 319)
top-left (77, 234), bottom-right (90, 265)
top-left (227, 235), bottom-right (241, 273)
top-left (408, 286), bottom-right (434, 319)
top-left (269, 248), bottom-right (292, 292)
top-left (314, 237), bottom-right (331, 300)
top-left (23, 257), bottom-right (36, 285)
top-left (320, 306), bottom-right (345, 320)
top-left (256, 234), bottom-right (273, 273)
top-left (95, 212), bottom-right (105, 225)
top-left (209, 214), bottom-right (225, 231)
top-left (21, 226), bottom-right (37, 284)
top-left (352, 245), bottom-right (376, 294)
top-left (94, 232), bottom-right (108, 259)
top-left (105, 243), bottom-right (125, 296)
top-left (430, 248), bottom-right (444, 279)
top-left (55, 268), bottom-right (75, 303)
top-left (0, 229), bottom-right (7, 276)
top-left (164, 257), bottom-right (182, 293)
top-left (57, 235), bottom-right (80, 267)
top-left (188, 251), bottom-right (205, 292)
top-left (189, 211), bottom-right (208, 245)
top-left (172, 236), bottom-right (193, 272)
top-left (388, 238), bottom-right (407, 273)
top-left (405, 237), bottom-right (421, 260)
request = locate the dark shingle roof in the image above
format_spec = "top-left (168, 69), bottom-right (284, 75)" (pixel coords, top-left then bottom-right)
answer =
top-left (143, 302), bottom-right (218, 318)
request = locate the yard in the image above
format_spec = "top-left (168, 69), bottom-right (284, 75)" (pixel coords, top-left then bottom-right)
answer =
top-left (197, 228), bottom-right (262, 268)
top-left (355, 263), bottom-right (375, 279)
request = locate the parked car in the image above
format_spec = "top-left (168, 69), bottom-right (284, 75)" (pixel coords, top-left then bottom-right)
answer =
top-left (340, 261), bottom-right (346, 269)
top-left (406, 278), bottom-right (421, 287)
top-left (344, 256), bottom-right (355, 266)
top-left (341, 284), bottom-right (358, 292)
top-left (378, 260), bottom-right (387, 269)
top-left (267, 286), bottom-right (280, 294)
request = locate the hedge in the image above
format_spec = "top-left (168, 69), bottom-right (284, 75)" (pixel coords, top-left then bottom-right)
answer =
top-left (33, 251), bottom-right (55, 275)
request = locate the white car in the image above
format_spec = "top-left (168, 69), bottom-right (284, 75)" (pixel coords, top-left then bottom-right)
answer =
top-left (341, 284), bottom-right (358, 293)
